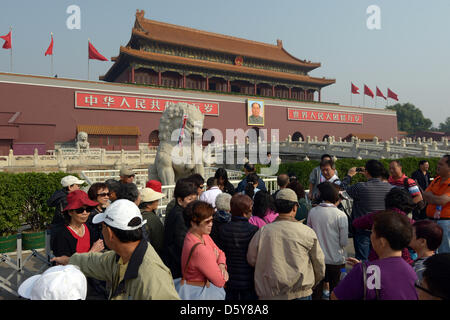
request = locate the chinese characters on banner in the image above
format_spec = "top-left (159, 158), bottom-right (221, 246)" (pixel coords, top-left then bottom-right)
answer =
top-left (287, 108), bottom-right (363, 124)
top-left (75, 92), bottom-right (219, 116)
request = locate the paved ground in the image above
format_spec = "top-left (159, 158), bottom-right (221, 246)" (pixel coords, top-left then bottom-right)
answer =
top-left (1, 241), bottom-right (356, 300)
top-left (0, 249), bottom-right (51, 300)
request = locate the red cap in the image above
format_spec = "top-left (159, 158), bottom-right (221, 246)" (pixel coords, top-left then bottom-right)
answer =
top-left (146, 180), bottom-right (162, 193)
top-left (63, 190), bottom-right (99, 211)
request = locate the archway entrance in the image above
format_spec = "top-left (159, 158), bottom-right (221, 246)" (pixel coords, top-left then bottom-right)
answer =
top-left (148, 130), bottom-right (160, 147)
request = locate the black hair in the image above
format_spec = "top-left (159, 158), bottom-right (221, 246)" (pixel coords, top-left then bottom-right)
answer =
top-left (244, 173), bottom-right (259, 198)
top-left (320, 159), bottom-right (335, 169)
top-left (274, 199), bottom-right (297, 214)
top-left (206, 177), bottom-right (215, 188)
top-left (390, 160), bottom-right (402, 167)
top-left (317, 182), bottom-right (340, 203)
top-left (381, 166), bottom-right (390, 181)
top-left (321, 154), bottom-right (332, 161)
top-left (117, 183), bottom-right (139, 202)
top-left (186, 174), bottom-right (205, 188)
top-left (244, 162), bottom-right (255, 172)
top-left (418, 160), bottom-right (428, 167)
top-left (173, 178), bottom-right (198, 200)
top-left (422, 253), bottom-right (450, 300)
top-left (105, 179), bottom-right (121, 194)
top-left (252, 190), bottom-right (275, 219)
top-left (365, 159), bottom-right (385, 178)
top-left (214, 168), bottom-right (230, 184)
top-left (87, 182), bottom-right (108, 201)
top-left (138, 200), bottom-right (158, 210)
top-left (106, 217), bottom-right (143, 243)
top-left (384, 188), bottom-right (416, 214)
top-left (372, 210), bottom-right (413, 251)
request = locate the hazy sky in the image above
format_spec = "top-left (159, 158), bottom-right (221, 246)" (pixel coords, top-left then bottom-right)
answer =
top-left (1, 0), bottom-right (449, 126)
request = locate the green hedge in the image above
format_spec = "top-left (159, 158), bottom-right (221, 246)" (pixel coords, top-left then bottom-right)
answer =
top-left (256, 157), bottom-right (440, 190)
top-left (0, 172), bottom-right (80, 235)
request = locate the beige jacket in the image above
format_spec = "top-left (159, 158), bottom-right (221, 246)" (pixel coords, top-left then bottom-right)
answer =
top-left (247, 215), bottom-right (325, 300)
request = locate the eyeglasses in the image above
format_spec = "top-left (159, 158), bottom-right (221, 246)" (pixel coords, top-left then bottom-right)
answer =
top-left (73, 207), bottom-right (88, 214)
top-left (97, 192), bottom-right (110, 197)
top-left (415, 279), bottom-right (446, 300)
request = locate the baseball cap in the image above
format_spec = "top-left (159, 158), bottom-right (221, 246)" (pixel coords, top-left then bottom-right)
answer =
top-left (140, 187), bottom-right (165, 203)
top-left (120, 167), bottom-right (135, 176)
top-left (61, 175), bottom-right (85, 187)
top-left (63, 190), bottom-right (98, 211)
top-left (146, 180), bottom-right (162, 193)
top-left (276, 188), bottom-right (299, 204)
top-left (18, 265), bottom-right (87, 300)
top-left (93, 199), bottom-right (147, 231)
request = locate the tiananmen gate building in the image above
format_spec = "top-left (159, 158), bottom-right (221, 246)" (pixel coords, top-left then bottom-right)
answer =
top-left (0, 10), bottom-right (397, 156)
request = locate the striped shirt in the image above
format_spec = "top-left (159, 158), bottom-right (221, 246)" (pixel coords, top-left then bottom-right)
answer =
top-left (341, 176), bottom-right (393, 221)
top-left (388, 174), bottom-right (421, 197)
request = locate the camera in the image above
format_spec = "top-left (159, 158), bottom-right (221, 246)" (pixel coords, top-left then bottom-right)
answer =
top-left (356, 167), bottom-right (364, 172)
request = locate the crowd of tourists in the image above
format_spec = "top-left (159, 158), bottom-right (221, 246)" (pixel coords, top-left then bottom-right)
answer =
top-left (17, 155), bottom-right (450, 300)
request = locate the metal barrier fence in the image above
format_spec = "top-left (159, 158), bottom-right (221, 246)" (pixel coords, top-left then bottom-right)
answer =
top-left (80, 167), bottom-right (278, 219)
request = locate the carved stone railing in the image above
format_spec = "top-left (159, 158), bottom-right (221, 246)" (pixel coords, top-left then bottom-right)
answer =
top-left (0, 147), bottom-right (157, 170)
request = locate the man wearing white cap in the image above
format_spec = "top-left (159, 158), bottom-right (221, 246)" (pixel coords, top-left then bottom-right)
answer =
top-left (48, 175), bottom-right (85, 234)
top-left (52, 199), bottom-right (180, 300)
top-left (18, 265), bottom-right (87, 300)
top-left (139, 188), bottom-right (166, 256)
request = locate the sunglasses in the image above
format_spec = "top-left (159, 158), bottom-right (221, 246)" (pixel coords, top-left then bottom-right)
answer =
top-left (72, 207), bottom-right (89, 214)
top-left (97, 192), bottom-right (110, 197)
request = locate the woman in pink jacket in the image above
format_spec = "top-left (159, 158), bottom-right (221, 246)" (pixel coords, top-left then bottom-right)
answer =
top-left (179, 200), bottom-right (228, 299)
top-left (249, 190), bottom-right (278, 228)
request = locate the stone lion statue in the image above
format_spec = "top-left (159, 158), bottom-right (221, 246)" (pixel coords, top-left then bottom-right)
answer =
top-left (148, 102), bottom-right (205, 186)
top-left (76, 131), bottom-right (89, 151)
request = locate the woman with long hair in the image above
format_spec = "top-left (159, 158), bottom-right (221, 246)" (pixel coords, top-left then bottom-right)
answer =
top-left (248, 190), bottom-right (278, 228)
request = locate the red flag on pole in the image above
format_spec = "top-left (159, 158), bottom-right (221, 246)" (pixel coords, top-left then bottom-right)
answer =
top-left (45, 33), bottom-right (53, 56)
top-left (88, 41), bottom-right (108, 61)
top-left (387, 88), bottom-right (399, 101)
top-left (351, 83), bottom-right (360, 94)
top-left (376, 87), bottom-right (386, 100)
top-left (364, 84), bottom-right (374, 98)
top-left (0, 31), bottom-right (12, 49)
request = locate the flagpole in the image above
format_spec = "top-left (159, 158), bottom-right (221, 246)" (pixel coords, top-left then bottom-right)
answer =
top-left (9, 27), bottom-right (12, 72)
top-left (350, 82), bottom-right (352, 106)
top-left (51, 33), bottom-right (54, 76)
top-left (87, 38), bottom-right (90, 80)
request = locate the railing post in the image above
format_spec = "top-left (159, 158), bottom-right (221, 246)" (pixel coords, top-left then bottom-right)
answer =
top-left (33, 148), bottom-right (39, 166)
top-left (8, 148), bottom-right (13, 166)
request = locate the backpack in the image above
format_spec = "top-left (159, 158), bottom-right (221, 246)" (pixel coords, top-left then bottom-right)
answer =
top-left (403, 178), bottom-right (426, 220)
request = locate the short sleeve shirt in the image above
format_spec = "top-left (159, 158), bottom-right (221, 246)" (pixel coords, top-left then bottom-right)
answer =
top-left (389, 174), bottom-right (421, 197)
top-left (333, 257), bottom-right (418, 300)
top-left (425, 176), bottom-right (450, 218)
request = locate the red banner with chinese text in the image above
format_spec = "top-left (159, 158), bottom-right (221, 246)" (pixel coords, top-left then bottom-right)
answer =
top-left (75, 91), bottom-right (219, 116)
top-left (287, 108), bottom-right (363, 124)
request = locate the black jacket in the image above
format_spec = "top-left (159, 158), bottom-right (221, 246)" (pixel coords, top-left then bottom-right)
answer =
top-left (411, 169), bottom-right (431, 191)
top-left (47, 188), bottom-right (68, 226)
top-left (217, 216), bottom-right (258, 290)
top-left (51, 223), bottom-right (99, 257)
top-left (162, 203), bottom-right (188, 279)
top-left (210, 210), bottom-right (231, 250)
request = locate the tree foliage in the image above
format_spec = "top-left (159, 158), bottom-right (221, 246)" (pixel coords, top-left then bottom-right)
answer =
top-left (438, 116), bottom-right (450, 132)
top-left (386, 103), bottom-right (432, 134)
